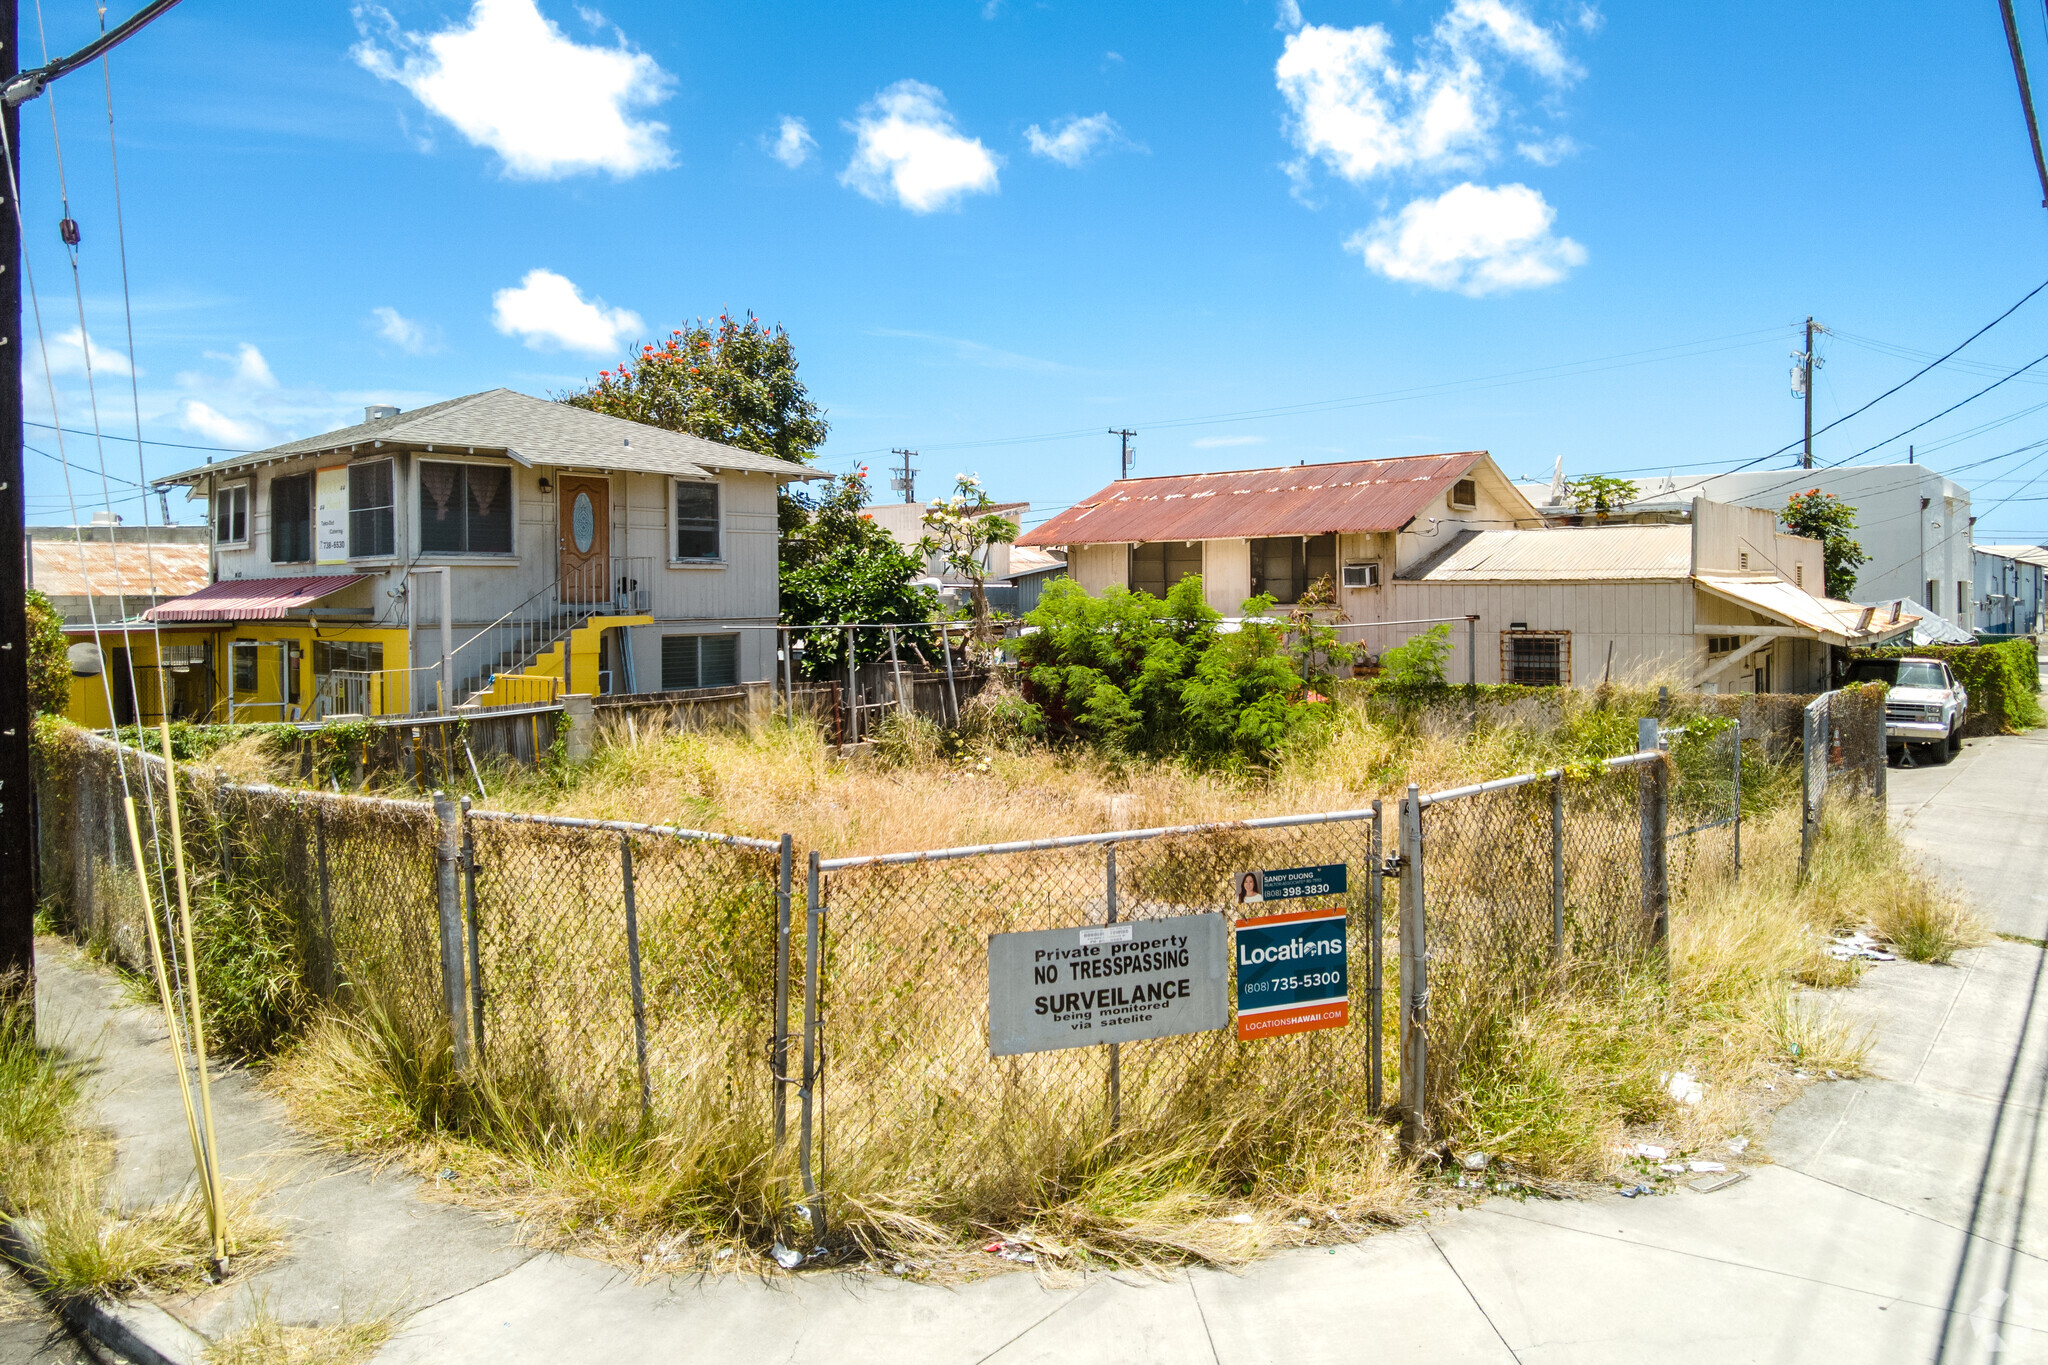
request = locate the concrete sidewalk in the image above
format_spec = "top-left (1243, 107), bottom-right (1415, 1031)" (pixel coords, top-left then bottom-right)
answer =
top-left (21, 733), bottom-right (2048, 1364)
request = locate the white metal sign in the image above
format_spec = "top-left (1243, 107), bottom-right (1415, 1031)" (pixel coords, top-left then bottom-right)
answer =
top-left (986, 913), bottom-right (1228, 1057)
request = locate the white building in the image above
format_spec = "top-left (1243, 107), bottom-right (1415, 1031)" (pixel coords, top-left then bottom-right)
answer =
top-left (1522, 464), bottom-right (1975, 630)
top-left (1974, 545), bottom-right (2048, 636)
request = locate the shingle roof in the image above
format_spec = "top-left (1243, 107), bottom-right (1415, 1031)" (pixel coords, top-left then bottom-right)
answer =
top-left (156, 389), bottom-right (825, 486)
top-left (1016, 453), bottom-right (1501, 547)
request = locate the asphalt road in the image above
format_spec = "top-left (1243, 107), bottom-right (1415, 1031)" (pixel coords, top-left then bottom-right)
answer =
top-left (0, 1267), bottom-right (100, 1365)
top-left (1891, 729), bottom-right (2048, 938)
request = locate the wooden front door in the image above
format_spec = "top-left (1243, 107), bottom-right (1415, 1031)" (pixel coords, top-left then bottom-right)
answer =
top-left (559, 476), bottom-right (610, 604)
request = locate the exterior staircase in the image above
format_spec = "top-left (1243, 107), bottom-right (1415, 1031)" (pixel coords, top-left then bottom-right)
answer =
top-left (454, 556), bottom-right (652, 708)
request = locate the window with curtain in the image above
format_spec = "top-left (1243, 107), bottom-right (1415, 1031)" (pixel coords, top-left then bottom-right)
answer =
top-left (270, 473), bottom-right (312, 563)
top-left (418, 461), bottom-right (513, 555)
top-left (348, 459), bottom-right (395, 558)
top-left (214, 484), bottom-right (248, 546)
top-left (674, 480), bottom-right (721, 560)
top-left (1247, 535), bottom-right (1335, 605)
top-left (662, 633), bottom-right (739, 689)
top-left (1129, 541), bottom-right (1203, 598)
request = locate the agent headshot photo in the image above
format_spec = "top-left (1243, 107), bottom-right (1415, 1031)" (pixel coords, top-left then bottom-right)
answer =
top-left (1237, 870), bottom-right (1264, 904)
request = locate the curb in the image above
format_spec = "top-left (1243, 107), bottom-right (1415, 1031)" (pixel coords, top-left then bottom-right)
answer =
top-left (2, 1218), bottom-right (211, 1365)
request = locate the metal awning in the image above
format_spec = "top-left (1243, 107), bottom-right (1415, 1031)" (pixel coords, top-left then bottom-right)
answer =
top-left (1695, 573), bottom-right (1917, 647)
top-left (142, 574), bottom-right (370, 622)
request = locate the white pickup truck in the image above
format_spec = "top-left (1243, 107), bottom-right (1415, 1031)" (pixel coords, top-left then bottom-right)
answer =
top-left (1842, 655), bottom-right (1968, 765)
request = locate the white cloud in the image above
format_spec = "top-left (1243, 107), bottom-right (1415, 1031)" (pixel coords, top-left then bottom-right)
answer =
top-left (202, 343), bottom-right (278, 390)
top-left (1024, 113), bottom-right (1128, 167)
top-left (769, 115), bottom-right (816, 169)
top-left (352, 0), bottom-right (675, 180)
top-left (491, 268), bottom-right (643, 354)
top-left (1193, 435), bottom-right (1268, 448)
top-left (1276, 1), bottom-right (1577, 187)
top-left (178, 400), bottom-right (264, 446)
top-left (1515, 134), bottom-right (1578, 166)
top-left (371, 306), bottom-right (437, 355)
top-left (38, 327), bottom-right (133, 378)
top-left (1275, 0), bottom-right (1304, 31)
top-left (1346, 181), bottom-right (1585, 295)
top-left (840, 81), bottom-right (1000, 213)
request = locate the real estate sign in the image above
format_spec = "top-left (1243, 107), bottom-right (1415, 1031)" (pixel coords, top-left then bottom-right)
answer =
top-left (1234, 907), bottom-right (1349, 1040)
top-left (986, 914), bottom-right (1228, 1057)
top-left (315, 465), bottom-right (349, 565)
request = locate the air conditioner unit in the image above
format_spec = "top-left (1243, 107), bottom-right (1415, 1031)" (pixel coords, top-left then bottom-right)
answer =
top-left (1342, 560), bottom-right (1381, 589)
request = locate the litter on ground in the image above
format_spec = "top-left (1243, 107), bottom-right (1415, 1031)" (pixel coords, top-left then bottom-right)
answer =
top-left (1663, 1071), bottom-right (1705, 1106)
top-left (1827, 930), bottom-right (1897, 962)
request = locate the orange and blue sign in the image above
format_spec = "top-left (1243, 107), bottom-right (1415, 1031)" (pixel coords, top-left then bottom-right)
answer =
top-left (1233, 906), bottom-right (1349, 1040)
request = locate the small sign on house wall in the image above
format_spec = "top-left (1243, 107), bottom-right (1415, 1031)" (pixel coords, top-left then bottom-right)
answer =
top-left (316, 465), bottom-right (349, 565)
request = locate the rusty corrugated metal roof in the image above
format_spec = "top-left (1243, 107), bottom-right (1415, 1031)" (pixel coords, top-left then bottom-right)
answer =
top-left (1016, 452), bottom-right (1489, 547)
top-left (30, 538), bottom-right (209, 599)
top-left (1401, 526), bottom-right (1694, 581)
top-left (143, 574), bottom-right (369, 622)
top-left (1695, 573), bottom-right (1915, 646)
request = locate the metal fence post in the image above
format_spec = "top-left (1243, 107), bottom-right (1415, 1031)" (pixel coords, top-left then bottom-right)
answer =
top-left (843, 627), bottom-right (857, 747)
top-left (887, 627), bottom-right (909, 719)
top-left (1366, 800), bottom-right (1384, 1114)
top-left (1398, 784), bottom-right (1429, 1152)
top-left (1641, 759), bottom-right (1669, 955)
top-left (1466, 614), bottom-right (1478, 733)
top-left (1731, 718), bottom-right (1743, 879)
top-left (773, 833), bottom-right (794, 1147)
top-left (460, 799), bottom-right (485, 1060)
top-left (619, 833), bottom-right (652, 1126)
top-left (798, 850), bottom-right (825, 1236)
top-left (314, 805), bottom-right (335, 998)
top-left (1550, 770), bottom-right (1565, 965)
top-left (1105, 844), bottom-right (1120, 1134)
top-left (431, 792), bottom-right (472, 1072)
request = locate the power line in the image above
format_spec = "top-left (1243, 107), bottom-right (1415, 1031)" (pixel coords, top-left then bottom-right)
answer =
top-left (1822, 347), bottom-right (2048, 467)
top-left (24, 418), bottom-right (250, 453)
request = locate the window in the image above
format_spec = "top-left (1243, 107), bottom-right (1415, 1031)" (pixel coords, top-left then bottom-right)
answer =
top-left (1130, 541), bottom-right (1202, 597)
top-left (418, 461), bottom-right (512, 555)
top-left (1501, 630), bottom-right (1570, 686)
top-left (1450, 478), bottom-right (1477, 510)
top-left (349, 459), bottom-right (395, 558)
top-left (313, 640), bottom-right (384, 675)
top-left (1959, 581), bottom-right (1970, 616)
top-left (1737, 551), bottom-right (1749, 571)
top-left (1342, 560), bottom-right (1381, 589)
top-left (270, 473), bottom-right (312, 563)
top-left (661, 633), bottom-right (739, 690)
top-left (231, 641), bottom-right (258, 692)
top-left (1249, 534), bottom-right (1336, 605)
top-left (1794, 564), bottom-right (1804, 589)
top-left (1927, 579), bottom-right (1940, 611)
top-left (673, 480), bottom-right (721, 560)
top-left (1706, 635), bottom-right (1741, 655)
top-left (213, 483), bottom-right (248, 546)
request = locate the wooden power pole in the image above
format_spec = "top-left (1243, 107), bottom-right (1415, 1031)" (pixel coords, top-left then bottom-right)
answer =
top-left (0, 0), bottom-right (30, 1009)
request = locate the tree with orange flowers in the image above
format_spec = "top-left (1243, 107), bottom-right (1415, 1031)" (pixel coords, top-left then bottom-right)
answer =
top-left (563, 312), bottom-right (829, 464)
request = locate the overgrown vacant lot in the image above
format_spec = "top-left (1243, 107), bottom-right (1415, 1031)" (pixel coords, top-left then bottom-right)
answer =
top-left (113, 684), bottom-right (1964, 1276)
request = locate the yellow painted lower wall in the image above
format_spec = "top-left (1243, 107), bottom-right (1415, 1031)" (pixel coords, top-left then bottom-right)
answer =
top-left (62, 623), bottom-right (410, 728)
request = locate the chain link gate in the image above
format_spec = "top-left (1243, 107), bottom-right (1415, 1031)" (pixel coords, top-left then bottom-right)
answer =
top-left (795, 809), bottom-right (1389, 1234)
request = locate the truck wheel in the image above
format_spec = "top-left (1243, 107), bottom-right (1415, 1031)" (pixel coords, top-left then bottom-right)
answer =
top-left (1948, 726), bottom-right (1964, 755)
top-left (1928, 736), bottom-right (1953, 765)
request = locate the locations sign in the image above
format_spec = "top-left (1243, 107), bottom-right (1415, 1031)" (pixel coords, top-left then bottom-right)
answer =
top-left (987, 914), bottom-right (1228, 1057)
top-left (1234, 907), bottom-right (1349, 1040)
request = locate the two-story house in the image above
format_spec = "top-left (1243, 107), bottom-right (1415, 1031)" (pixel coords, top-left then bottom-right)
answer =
top-left (64, 389), bottom-right (819, 726)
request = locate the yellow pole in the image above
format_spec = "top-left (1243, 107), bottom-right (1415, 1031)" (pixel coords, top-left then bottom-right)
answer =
top-left (159, 721), bottom-right (227, 1263)
top-left (119, 794), bottom-right (214, 1239)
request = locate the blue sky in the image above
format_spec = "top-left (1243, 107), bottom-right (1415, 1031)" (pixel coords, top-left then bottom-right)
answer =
top-left (20, 0), bottom-right (2048, 543)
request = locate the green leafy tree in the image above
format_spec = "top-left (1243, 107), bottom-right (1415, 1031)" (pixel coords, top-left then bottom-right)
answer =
top-left (917, 473), bottom-right (1020, 644)
top-left (1375, 622), bottom-right (1453, 703)
top-left (780, 468), bottom-right (939, 677)
top-left (1564, 474), bottom-right (1639, 515)
top-left (1781, 489), bottom-right (1870, 600)
top-left (562, 312), bottom-right (829, 465)
top-left (1017, 577), bottom-right (1335, 765)
top-left (25, 588), bottom-right (68, 714)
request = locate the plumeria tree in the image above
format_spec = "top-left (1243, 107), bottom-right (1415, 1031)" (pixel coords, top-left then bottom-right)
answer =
top-left (917, 474), bottom-right (1019, 645)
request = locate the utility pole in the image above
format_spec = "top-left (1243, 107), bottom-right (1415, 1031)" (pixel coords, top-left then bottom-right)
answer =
top-left (1793, 318), bottom-right (1822, 469)
top-left (2000, 0), bottom-right (2048, 209)
top-left (0, 0), bottom-right (26, 1008)
top-left (888, 448), bottom-right (917, 504)
top-left (0, 0), bottom-right (187, 1015)
top-left (1109, 428), bottom-right (1136, 480)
